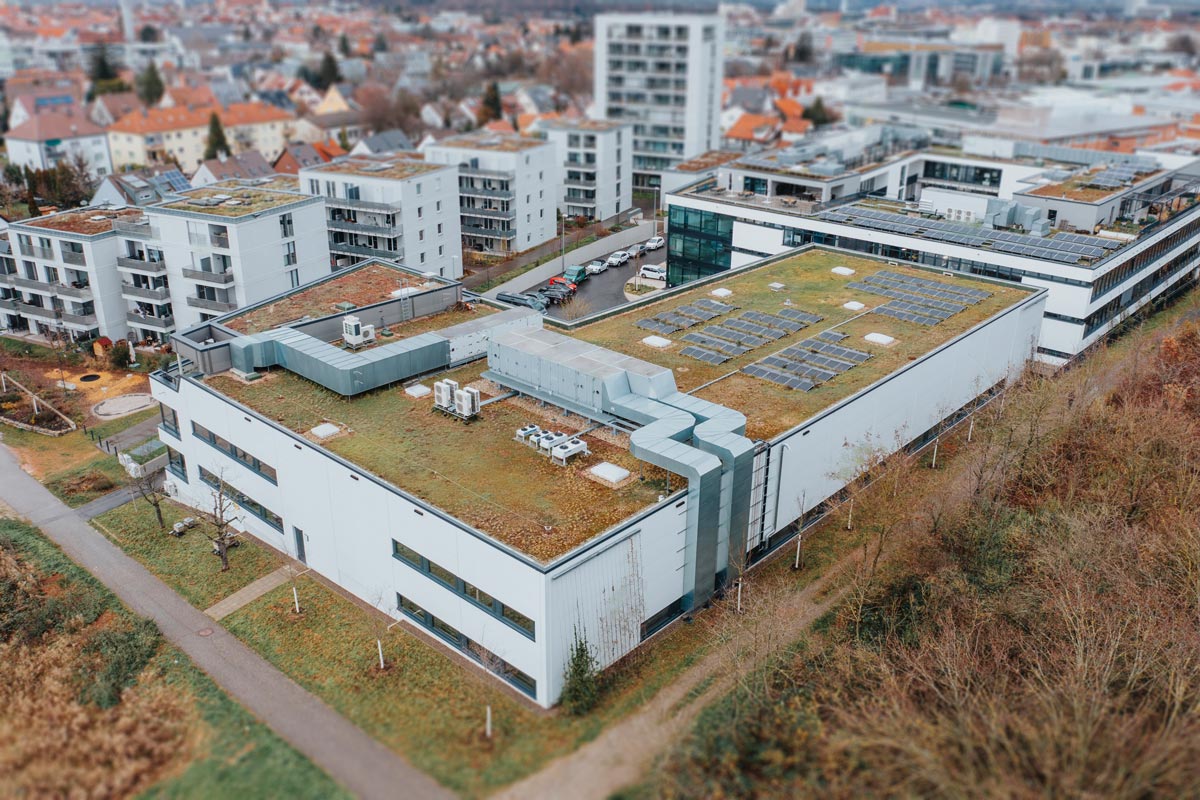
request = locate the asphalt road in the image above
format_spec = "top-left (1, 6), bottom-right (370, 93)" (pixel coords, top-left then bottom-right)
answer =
top-left (521, 246), bottom-right (667, 320)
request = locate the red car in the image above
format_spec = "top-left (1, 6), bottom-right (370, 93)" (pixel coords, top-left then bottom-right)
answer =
top-left (548, 276), bottom-right (578, 293)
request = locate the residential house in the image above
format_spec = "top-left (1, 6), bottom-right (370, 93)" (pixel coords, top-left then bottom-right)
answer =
top-left (349, 129), bottom-right (415, 156)
top-left (89, 91), bottom-right (141, 127)
top-left (6, 108), bottom-right (113, 176)
top-left (272, 140), bottom-right (346, 174)
top-left (90, 166), bottom-right (192, 207)
top-left (190, 151), bottom-right (275, 187)
top-left (106, 102), bottom-right (296, 171)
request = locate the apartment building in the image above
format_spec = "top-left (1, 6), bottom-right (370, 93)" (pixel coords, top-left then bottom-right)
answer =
top-left (1, 208), bottom-right (147, 342)
top-left (123, 183), bottom-right (330, 336)
top-left (152, 252), bottom-right (1042, 706)
top-left (5, 107), bottom-right (112, 176)
top-left (424, 132), bottom-right (557, 254)
top-left (664, 127), bottom-right (1200, 364)
top-left (298, 155), bottom-right (463, 278)
top-left (592, 13), bottom-right (724, 189)
top-left (107, 103), bottom-right (295, 172)
top-left (542, 119), bottom-right (634, 222)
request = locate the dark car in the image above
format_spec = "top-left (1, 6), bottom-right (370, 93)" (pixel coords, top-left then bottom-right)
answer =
top-left (497, 291), bottom-right (548, 312)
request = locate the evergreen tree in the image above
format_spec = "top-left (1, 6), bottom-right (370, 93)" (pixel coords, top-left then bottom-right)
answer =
top-left (338, 128), bottom-right (351, 151)
top-left (560, 630), bottom-right (600, 715)
top-left (373, 33), bottom-right (388, 54)
top-left (481, 81), bottom-right (502, 124)
top-left (89, 43), bottom-right (118, 82)
top-left (802, 96), bottom-right (836, 127)
top-left (203, 112), bottom-right (230, 160)
top-left (339, 33), bottom-right (351, 58)
top-left (24, 186), bottom-right (40, 217)
top-left (138, 24), bottom-right (159, 43)
top-left (317, 52), bottom-right (342, 91)
top-left (135, 61), bottom-right (165, 106)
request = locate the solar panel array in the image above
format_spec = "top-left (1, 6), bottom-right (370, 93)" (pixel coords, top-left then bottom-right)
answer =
top-left (818, 206), bottom-right (1117, 265)
top-left (844, 270), bottom-right (994, 327)
top-left (678, 305), bottom-right (826, 364)
top-left (636, 299), bottom-right (739, 336)
top-left (1085, 163), bottom-right (1155, 190)
top-left (680, 346), bottom-right (729, 364)
top-left (743, 310), bottom-right (806, 333)
top-left (681, 331), bottom-right (748, 357)
top-left (743, 335), bottom-right (874, 392)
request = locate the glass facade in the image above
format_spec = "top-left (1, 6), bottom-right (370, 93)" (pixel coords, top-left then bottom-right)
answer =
top-left (666, 205), bottom-right (734, 286)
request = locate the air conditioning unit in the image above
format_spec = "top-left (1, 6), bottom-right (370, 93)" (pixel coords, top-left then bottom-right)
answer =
top-left (551, 437), bottom-right (590, 466)
top-left (433, 380), bottom-right (454, 409)
top-left (516, 423), bottom-right (541, 443)
top-left (464, 387), bottom-right (481, 416)
top-left (453, 389), bottom-right (476, 418)
top-left (443, 379), bottom-right (459, 396)
top-left (342, 315), bottom-right (375, 348)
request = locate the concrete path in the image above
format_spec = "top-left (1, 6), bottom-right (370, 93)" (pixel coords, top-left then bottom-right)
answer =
top-left (75, 486), bottom-right (138, 520)
top-left (205, 565), bottom-right (293, 620)
top-left (93, 414), bottom-right (161, 453)
top-left (0, 444), bottom-right (452, 800)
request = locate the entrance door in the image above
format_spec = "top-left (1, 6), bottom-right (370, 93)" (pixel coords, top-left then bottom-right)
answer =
top-left (293, 527), bottom-right (306, 564)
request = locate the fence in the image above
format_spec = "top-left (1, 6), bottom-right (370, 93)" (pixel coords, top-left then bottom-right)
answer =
top-left (0, 371), bottom-right (78, 436)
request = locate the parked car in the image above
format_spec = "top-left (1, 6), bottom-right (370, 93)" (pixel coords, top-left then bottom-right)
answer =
top-left (562, 264), bottom-right (590, 284)
top-left (606, 250), bottom-right (630, 268)
top-left (645, 236), bottom-right (665, 250)
top-left (626, 243), bottom-right (647, 259)
top-left (585, 260), bottom-right (608, 275)
top-left (497, 291), bottom-right (548, 312)
top-left (539, 285), bottom-right (573, 304)
top-left (638, 264), bottom-right (667, 281)
top-left (548, 276), bottom-right (577, 293)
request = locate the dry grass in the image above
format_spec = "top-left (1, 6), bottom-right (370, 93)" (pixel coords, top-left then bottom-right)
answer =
top-left (207, 363), bottom-right (673, 561)
top-left (575, 249), bottom-right (1025, 440)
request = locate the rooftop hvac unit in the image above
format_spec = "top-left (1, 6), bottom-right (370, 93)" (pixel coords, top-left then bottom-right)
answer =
top-left (453, 389), bottom-right (480, 418)
top-left (516, 423), bottom-right (541, 443)
top-left (551, 437), bottom-right (590, 467)
top-left (464, 387), bottom-right (481, 415)
top-left (443, 378), bottom-right (459, 396)
top-left (539, 431), bottom-right (569, 452)
top-left (342, 315), bottom-right (375, 349)
top-left (433, 380), bottom-right (454, 410)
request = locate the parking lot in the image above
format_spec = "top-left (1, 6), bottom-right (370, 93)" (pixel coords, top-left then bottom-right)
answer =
top-left (519, 244), bottom-right (667, 320)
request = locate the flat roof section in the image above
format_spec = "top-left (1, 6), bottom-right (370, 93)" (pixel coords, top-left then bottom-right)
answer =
top-left (303, 156), bottom-right (448, 181)
top-left (431, 132), bottom-right (549, 153)
top-left (223, 261), bottom-right (455, 334)
top-left (571, 249), bottom-right (1030, 441)
top-left (159, 186), bottom-right (306, 217)
top-left (21, 206), bottom-right (147, 236)
top-left (210, 175), bottom-right (302, 193)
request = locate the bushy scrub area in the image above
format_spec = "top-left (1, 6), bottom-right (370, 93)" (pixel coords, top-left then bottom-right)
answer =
top-left (649, 320), bottom-right (1200, 799)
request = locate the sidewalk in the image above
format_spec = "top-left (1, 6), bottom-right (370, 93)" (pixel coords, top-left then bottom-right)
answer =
top-left (93, 414), bottom-right (161, 454)
top-left (0, 444), bottom-right (452, 800)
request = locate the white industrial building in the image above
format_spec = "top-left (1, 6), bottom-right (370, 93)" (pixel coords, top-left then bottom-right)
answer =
top-left (664, 127), bottom-right (1200, 364)
top-left (592, 12), bottom-right (725, 188)
top-left (151, 250), bottom-right (1043, 707)
top-left (424, 132), bottom-right (558, 254)
top-left (541, 119), bottom-right (634, 223)
top-left (1, 178), bottom-right (329, 345)
top-left (298, 155), bottom-right (463, 278)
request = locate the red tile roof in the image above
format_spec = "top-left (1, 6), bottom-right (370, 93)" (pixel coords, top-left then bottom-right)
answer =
top-left (7, 107), bottom-right (104, 142)
top-left (109, 102), bottom-right (293, 135)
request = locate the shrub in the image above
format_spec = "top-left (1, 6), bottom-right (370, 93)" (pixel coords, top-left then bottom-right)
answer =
top-left (560, 630), bottom-right (600, 715)
top-left (109, 340), bottom-right (131, 369)
top-left (76, 617), bottom-right (161, 708)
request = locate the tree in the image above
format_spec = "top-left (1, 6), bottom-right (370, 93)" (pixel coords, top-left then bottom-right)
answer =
top-left (791, 30), bottom-right (814, 64)
top-left (317, 52), bottom-right (342, 91)
top-left (480, 81), bottom-right (502, 125)
top-left (138, 24), bottom-right (158, 43)
top-left (24, 186), bottom-right (39, 217)
top-left (89, 43), bottom-right (117, 82)
top-left (4, 163), bottom-right (23, 186)
top-left (802, 96), bottom-right (836, 127)
top-left (339, 33), bottom-right (351, 58)
top-left (203, 112), bottom-right (230, 160)
top-left (560, 629), bottom-right (600, 714)
top-left (200, 474), bottom-right (242, 572)
top-left (92, 78), bottom-right (131, 98)
top-left (135, 61), bottom-right (164, 106)
top-left (359, 84), bottom-right (421, 135)
top-left (372, 33), bottom-right (389, 54)
top-left (109, 340), bottom-right (131, 369)
top-left (338, 128), bottom-right (351, 151)
top-left (1167, 33), bottom-right (1197, 56)
top-left (128, 469), bottom-right (167, 530)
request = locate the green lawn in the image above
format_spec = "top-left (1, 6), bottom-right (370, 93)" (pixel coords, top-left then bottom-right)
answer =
top-left (0, 518), bottom-right (348, 800)
top-left (93, 499), bottom-right (282, 609)
top-left (43, 453), bottom-right (128, 507)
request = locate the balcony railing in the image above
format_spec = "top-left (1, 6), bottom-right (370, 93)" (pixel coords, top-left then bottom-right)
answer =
top-left (182, 268), bottom-right (235, 285)
top-left (113, 219), bottom-right (156, 239)
top-left (188, 232), bottom-right (230, 249)
top-left (12, 275), bottom-right (52, 293)
top-left (117, 255), bottom-right (167, 274)
top-left (324, 196), bottom-right (402, 214)
top-left (327, 218), bottom-right (398, 237)
top-left (20, 244), bottom-right (54, 259)
top-left (186, 296), bottom-right (236, 312)
top-left (127, 311), bottom-right (175, 330)
top-left (329, 242), bottom-right (404, 260)
top-left (459, 165), bottom-right (513, 180)
top-left (461, 225), bottom-right (516, 239)
top-left (564, 176), bottom-right (598, 188)
top-left (0, 297), bottom-right (16, 311)
top-left (460, 207), bottom-right (516, 220)
top-left (56, 283), bottom-right (93, 300)
top-left (13, 302), bottom-right (97, 327)
top-left (121, 282), bottom-right (170, 302)
top-left (60, 250), bottom-right (86, 266)
top-left (459, 185), bottom-right (515, 200)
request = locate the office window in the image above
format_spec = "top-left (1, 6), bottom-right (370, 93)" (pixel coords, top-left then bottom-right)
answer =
top-left (502, 605), bottom-right (535, 636)
top-left (418, 229), bottom-right (425, 241)
top-left (287, 268), bottom-right (299, 288)
top-left (284, 241), bottom-right (297, 266)
top-left (426, 559), bottom-right (455, 588)
top-left (415, 182), bottom-right (422, 195)
top-left (279, 213), bottom-right (294, 237)
top-left (391, 540), bottom-right (420, 567)
top-left (436, 200), bottom-right (442, 212)
top-left (438, 245), bottom-right (444, 256)
top-left (437, 222), bottom-right (443, 235)
top-left (419, 252), bottom-right (425, 264)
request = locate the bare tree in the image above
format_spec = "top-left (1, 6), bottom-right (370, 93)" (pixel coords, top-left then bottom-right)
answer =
top-left (199, 474), bottom-right (242, 572)
top-left (128, 469), bottom-right (167, 530)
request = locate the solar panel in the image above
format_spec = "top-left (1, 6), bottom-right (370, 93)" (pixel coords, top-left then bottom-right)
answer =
top-left (762, 355), bottom-right (837, 382)
top-left (681, 346), bottom-right (730, 364)
top-left (636, 319), bottom-right (678, 335)
top-left (724, 317), bottom-right (784, 339)
top-left (655, 312), bottom-right (701, 329)
top-left (681, 332), bottom-right (748, 356)
top-left (706, 324), bottom-right (770, 349)
top-left (777, 308), bottom-right (823, 324)
top-left (675, 305), bottom-right (719, 322)
top-left (875, 270), bottom-right (992, 301)
top-left (742, 364), bottom-right (815, 391)
top-left (694, 298), bottom-right (737, 314)
top-left (742, 310), bottom-right (805, 333)
top-left (874, 303), bottom-right (940, 326)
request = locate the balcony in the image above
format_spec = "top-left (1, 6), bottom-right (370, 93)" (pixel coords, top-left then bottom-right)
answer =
top-left (121, 282), bottom-right (170, 302)
top-left (60, 250), bottom-right (86, 267)
top-left (11, 275), bottom-right (53, 294)
top-left (461, 225), bottom-right (516, 240)
top-left (117, 255), bottom-right (167, 274)
top-left (59, 310), bottom-right (98, 328)
top-left (20, 244), bottom-right (54, 259)
top-left (0, 297), bottom-right (16, 311)
top-left (112, 219), bottom-right (156, 239)
top-left (328, 242), bottom-right (404, 261)
top-left (186, 296), bottom-right (236, 313)
top-left (564, 175), bottom-right (598, 189)
top-left (188, 232), bottom-right (230, 249)
top-left (182, 268), bottom-right (235, 285)
top-left (327, 218), bottom-right (398, 237)
top-left (564, 159), bottom-right (598, 170)
top-left (13, 302), bottom-right (96, 327)
top-left (459, 185), bottom-right (515, 201)
top-left (56, 283), bottom-right (93, 301)
top-left (459, 165), bottom-right (512, 180)
top-left (461, 207), bottom-right (516, 221)
top-left (324, 196), bottom-right (402, 214)
top-left (127, 311), bottom-right (175, 330)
